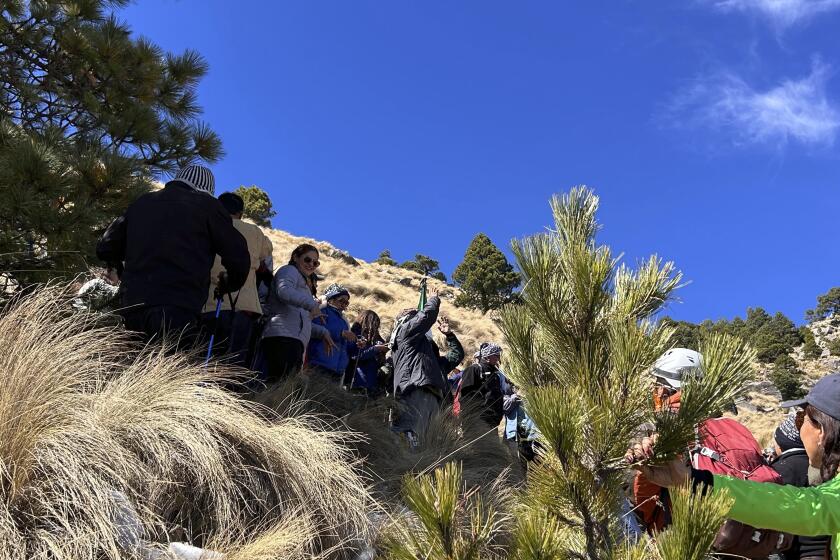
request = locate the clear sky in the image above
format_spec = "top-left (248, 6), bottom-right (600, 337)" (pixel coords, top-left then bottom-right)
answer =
top-left (121, 0), bottom-right (839, 325)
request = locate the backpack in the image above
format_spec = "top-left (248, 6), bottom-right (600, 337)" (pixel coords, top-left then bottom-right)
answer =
top-left (691, 418), bottom-right (793, 559)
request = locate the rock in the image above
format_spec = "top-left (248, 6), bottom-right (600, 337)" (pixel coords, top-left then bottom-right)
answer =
top-left (398, 277), bottom-right (413, 287)
top-left (323, 247), bottom-right (359, 267)
top-left (744, 380), bottom-right (782, 400)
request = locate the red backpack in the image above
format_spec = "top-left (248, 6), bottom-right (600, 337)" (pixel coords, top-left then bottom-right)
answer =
top-left (691, 418), bottom-right (792, 558)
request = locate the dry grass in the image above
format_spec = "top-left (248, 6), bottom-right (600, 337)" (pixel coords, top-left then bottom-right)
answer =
top-left (252, 373), bottom-right (521, 502)
top-left (0, 286), bottom-right (372, 560)
top-left (264, 228), bottom-right (505, 360)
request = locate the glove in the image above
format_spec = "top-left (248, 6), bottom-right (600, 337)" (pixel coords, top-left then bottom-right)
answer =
top-left (214, 270), bottom-right (230, 300)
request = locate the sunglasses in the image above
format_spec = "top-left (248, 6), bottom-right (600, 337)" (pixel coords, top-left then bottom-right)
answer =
top-left (795, 409), bottom-right (805, 430)
top-left (795, 407), bottom-right (821, 431)
top-left (303, 256), bottom-right (320, 267)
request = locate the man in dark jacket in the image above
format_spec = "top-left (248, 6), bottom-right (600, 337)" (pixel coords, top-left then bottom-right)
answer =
top-left (390, 290), bottom-right (448, 444)
top-left (770, 412), bottom-right (830, 560)
top-left (96, 165), bottom-right (250, 347)
top-left (458, 343), bottom-right (505, 428)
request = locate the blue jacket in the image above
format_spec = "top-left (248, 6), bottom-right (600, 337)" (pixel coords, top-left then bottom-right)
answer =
top-left (307, 305), bottom-right (350, 374)
top-left (348, 324), bottom-right (387, 391)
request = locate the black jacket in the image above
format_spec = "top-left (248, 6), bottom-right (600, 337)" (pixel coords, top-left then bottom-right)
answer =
top-left (459, 362), bottom-right (504, 427)
top-left (96, 181), bottom-right (250, 315)
top-left (771, 448), bottom-right (830, 560)
top-left (392, 297), bottom-right (447, 397)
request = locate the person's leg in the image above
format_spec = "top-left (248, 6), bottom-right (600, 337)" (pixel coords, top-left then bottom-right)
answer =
top-left (261, 336), bottom-right (304, 384)
top-left (412, 389), bottom-right (441, 439)
top-left (393, 387), bottom-right (441, 444)
top-left (227, 311), bottom-right (254, 367)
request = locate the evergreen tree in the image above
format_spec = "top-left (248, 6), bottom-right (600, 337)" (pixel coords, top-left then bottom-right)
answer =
top-left (0, 1), bottom-right (222, 288)
top-left (800, 326), bottom-right (822, 360)
top-left (498, 187), bottom-right (753, 559)
top-left (806, 287), bottom-right (840, 322)
top-left (401, 254), bottom-right (443, 276)
top-left (375, 249), bottom-right (397, 266)
top-left (771, 354), bottom-right (807, 401)
top-left (452, 233), bottom-right (520, 313)
top-left (829, 338), bottom-right (840, 356)
top-left (233, 185), bottom-right (276, 227)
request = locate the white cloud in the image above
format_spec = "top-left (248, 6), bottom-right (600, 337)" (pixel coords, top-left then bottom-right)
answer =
top-left (704, 0), bottom-right (840, 28)
top-left (667, 60), bottom-right (840, 148)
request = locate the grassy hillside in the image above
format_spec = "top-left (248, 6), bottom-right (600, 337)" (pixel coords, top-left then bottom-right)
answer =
top-left (264, 227), bottom-right (504, 362)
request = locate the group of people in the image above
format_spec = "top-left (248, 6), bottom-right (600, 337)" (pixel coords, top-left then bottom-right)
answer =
top-left (627, 347), bottom-right (840, 560)
top-left (89, 164), bottom-right (840, 558)
top-left (89, 164), bottom-right (529, 450)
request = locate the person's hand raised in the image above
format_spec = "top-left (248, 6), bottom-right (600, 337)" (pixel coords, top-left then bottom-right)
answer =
top-left (437, 316), bottom-right (451, 335)
top-left (625, 434), bottom-right (691, 488)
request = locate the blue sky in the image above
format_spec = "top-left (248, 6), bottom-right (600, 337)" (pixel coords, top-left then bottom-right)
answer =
top-left (122, 0), bottom-right (839, 324)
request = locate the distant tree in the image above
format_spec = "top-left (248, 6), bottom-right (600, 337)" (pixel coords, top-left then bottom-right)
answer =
top-left (806, 287), bottom-right (840, 322)
top-left (659, 317), bottom-right (702, 350)
top-left (431, 271), bottom-right (447, 283)
top-left (0, 1), bottom-right (222, 288)
top-left (451, 233), bottom-right (520, 313)
top-left (800, 326), bottom-right (822, 360)
top-left (400, 254), bottom-right (442, 277)
top-left (745, 309), bottom-right (802, 363)
top-left (829, 338), bottom-right (840, 356)
top-left (375, 249), bottom-right (397, 266)
top-left (771, 354), bottom-right (807, 401)
top-left (233, 185), bottom-right (276, 227)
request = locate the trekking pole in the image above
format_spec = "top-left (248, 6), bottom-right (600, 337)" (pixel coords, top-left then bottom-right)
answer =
top-left (204, 296), bottom-right (223, 367)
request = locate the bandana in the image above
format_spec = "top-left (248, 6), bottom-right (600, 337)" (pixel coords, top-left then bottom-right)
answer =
top-left (480, 343), bottom-right (502, 359)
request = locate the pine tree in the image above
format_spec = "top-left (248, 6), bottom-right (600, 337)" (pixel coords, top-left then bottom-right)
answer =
top-left (233, 185), bottom-right (276, 227)
top-left (498, 187), bottom-right (754, 559)
top-left (800, 326), bottom-right (822, 360)
top-left (375, 249), bottom-right (397, 266)
top-left (0, 1), bottom-right (222, 288)
top-left (806, 287), bottom-right (840, 322)
top-left (401, 254), bottom-right (443, 277)
top-left (771, 354), bottom-right (806, 400)
top-left (452, 233), bottom-right (520, 313)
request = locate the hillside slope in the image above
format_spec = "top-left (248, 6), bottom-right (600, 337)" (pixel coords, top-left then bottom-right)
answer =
top-left (263, 227), bottom-right (504, 361)
top-left (731, 316), bottom-right (840, 444)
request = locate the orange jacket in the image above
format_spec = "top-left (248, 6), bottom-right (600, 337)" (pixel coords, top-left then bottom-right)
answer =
top-left (632, 391), bottom-right (680, 534)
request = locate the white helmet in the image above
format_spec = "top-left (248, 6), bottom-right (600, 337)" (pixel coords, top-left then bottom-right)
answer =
top-left (652, 348), bottom-right (703, 389)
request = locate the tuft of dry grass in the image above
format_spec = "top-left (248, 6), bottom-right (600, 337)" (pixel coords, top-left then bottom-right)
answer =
top-left (0, 285), bottom-right (372, 560)
top-left (264, 228), bottom-right (505, 360)
top-left (252, 372), bottom-right (521, 503)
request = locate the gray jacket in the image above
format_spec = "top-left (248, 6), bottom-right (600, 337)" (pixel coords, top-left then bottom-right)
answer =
top-left (262, 264), bottom-right (328, 346)
top-left (392, 297), bottom-right (447, 397)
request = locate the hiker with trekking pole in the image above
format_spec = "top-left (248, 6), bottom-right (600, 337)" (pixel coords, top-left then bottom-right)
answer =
top-left (390, 277), bottom-right (457, 447)
top-left (96, 165), bottom-right (250, 352)
top-left (201, 192), bottom-right (273, 368)
top-left (344, 310), bottom-right (389, 396)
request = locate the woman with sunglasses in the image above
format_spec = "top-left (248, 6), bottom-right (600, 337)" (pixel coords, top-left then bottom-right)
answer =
top-left (630, 372), bottom-right (840, 559)
top-left (260, 244), bottom-right (334, 383)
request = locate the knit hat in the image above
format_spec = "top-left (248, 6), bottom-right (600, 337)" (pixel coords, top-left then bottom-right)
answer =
top-left (775, 410), bottom-right (804, 451)
top-left (323, 283), bottom-right (350, 301)
top-left (480, 343), bottom-right (502, 360)
top-left (174, 164), bottom-right (215, 196)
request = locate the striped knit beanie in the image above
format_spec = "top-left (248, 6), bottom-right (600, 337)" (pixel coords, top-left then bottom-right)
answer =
top-left (775, 410), bottom-right (803, 451)
top-left (174, 164), bottom-right (215, 196)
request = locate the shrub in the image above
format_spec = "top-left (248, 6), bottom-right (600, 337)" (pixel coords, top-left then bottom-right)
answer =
top-left (0, 286), bottom-right (371, 560)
